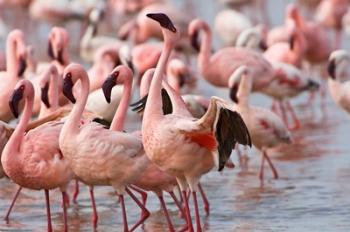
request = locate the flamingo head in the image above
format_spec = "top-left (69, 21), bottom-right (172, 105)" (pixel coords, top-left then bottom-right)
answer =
top-left (328, 50), bottom-right (350, 80)
top-left (9, 80), bottom-right (34, 118)
top-left (62, 63), bottom-right (87, 104)
top-left (48, 27), bottom-right (69, 65)
top-left (228, 66), bottom-right (250, 103)
top-left (146, 13), bottom-right (180, 45)
top-left (102, 65), bottom-right (133, 103)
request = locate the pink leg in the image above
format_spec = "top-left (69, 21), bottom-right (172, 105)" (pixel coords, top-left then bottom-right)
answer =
top-left (169, 191), bottom-right (185, 218)
top-left (178, 185), bottom-right (183, 204)
top-left (73, 180), bottom-right (79, 204)
top-left (62, 192), bottom-right (68, 232)
top-left (263, 150), bottom-right (279, 179)
top-left (259, 152), bottom-right (266, 181)
top-left (198, 183), bottom-right (209, 216)
top-left (157, 194), bottom-right (175, 232)
top-left (4, 186), bottom-right (22, 222)
top-left (126, 187), bottom-right (150, 232)
top-left (192, 191), bottom-right (202, 232)
top-left (129, 185), bottom-right (148, 220)
top-left (285, 100), bottom-right (300, 130)
top-left (45, 190), bottom-right (53, 232)
top-left (119, 194), bottom-right (129, 232)
top-left (89, 187), bottom-right (98, 228)
top-left (180, 190), bottom-right (194, 232)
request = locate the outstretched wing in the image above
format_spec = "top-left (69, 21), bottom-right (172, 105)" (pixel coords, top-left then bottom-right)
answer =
top-left (131, 88), bottom-right (172, 115)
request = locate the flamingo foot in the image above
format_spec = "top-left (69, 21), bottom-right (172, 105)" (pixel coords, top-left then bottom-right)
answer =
top-left (225, 158), bottom-right (235, 169)
top-left (4, 186), bottom-right (22, 222)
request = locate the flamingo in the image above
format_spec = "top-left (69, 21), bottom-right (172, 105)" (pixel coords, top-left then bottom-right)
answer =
top-left (1, 79), bottom-right (74, 232)
top-left (59, 63), bottom-right (150, 230)
top-left (141, 13), bottom-right (251, 231)
top-left (230, 66), bottom-right (292, 180)
top-left (264, 61), bottom-right (319, 130)
top-left (102, 66), bottom-right (188, 232)
top-left (327, 50), bottom-right (350, 114)
top-left (0, 29), bottom-right (27, 122)
top-left (235, 25), bottom-right (268, 52)
top-left (188, 18), bottom-right (275, 101)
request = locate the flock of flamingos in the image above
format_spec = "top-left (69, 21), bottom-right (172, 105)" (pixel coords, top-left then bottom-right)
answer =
top-left (0, 0), bottom-right (350, 231)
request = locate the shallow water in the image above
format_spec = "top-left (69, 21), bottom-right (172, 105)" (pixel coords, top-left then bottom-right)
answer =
top-left (0, 0), bottom-right (350, 231)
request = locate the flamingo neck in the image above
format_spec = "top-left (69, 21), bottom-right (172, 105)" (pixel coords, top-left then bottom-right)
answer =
top-left (8, 94), bottom-right (33, 153)
top-left (237, 74), bottom-right (252, 107)
top-left (110, 79), bottom-right (132, 131)
top-left (198, 26), bottom-right (212, 78)
top-left (166, 70), bottom-right (181, 94)
top-left (65, 75), bottom-right (90, 134)
top-left (6, 37), bottom-right (19, 77)
top-left (143, 42), bottom-right (173, 118)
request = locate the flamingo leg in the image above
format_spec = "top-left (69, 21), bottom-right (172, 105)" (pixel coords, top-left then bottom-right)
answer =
top-left (198, 183), bottom-right (209, 216)
top-left (285, 100), bottom-right (300, 130)
top-left (89, 186), bottom-right (98, 228)
top-left (62, 192), bottom-right (68, 232)
top-left (73, 180), bottom-right (79, 204)
top-left (45, 189), bottom-right (53, 232)
top-left (180, 190), bottom-right (194, 232)
top-left (263, 150), bottom-right (279, 179)
top-left (126, 187), bottom-right (150, 232)
top-left (4, 186), bottom-right (22, 222)
top-left (157, 193), bottom-right (175, 232)
top-left (169, 191), bottom-right (185, 218)
top-left (129, 185), bottom-right (149, 220)
top-left (192, 191), bottom-right (202, 232)
top-left (259, 152), bottom-right (266, 180)
top-left (119, 194), bottom-right (129, 232)
top-left (278, 101), bottom-right (289, 128)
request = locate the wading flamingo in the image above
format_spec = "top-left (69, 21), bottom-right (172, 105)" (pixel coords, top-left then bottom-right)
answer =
top-left (0, 29), bottom-right (27, 122)
top-left (141, 13), bottom-right (251, 231)
top-left (59, 63), bottom-right (150, 230)
top-left (229, 66), bottom-right (292, 180)
top-left (188, 18), bottom-right (275, 101)
top-left (1, 79), bottom-right (74, 232)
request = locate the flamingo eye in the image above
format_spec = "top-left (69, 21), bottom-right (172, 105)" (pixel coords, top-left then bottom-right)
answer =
top-left (259, 119), bottom-right (269, 129)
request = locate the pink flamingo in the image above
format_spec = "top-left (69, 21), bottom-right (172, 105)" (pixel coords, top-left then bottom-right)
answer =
top-left (0, 29), bottom-right (27, 122)
top-left (229, 66), bottom-right (292, 180)
top-left (264, 21), bottom-right (307, 68)
top-left (102, 66), bottom-right (188, 232)
top-left (59, 63), bottom-right (150, 231)
top-left (264, 61), bottom-right (319, 130)
top-left (315, 0), bottom-right (348, 48)
top-left (188, 18), bottom-right (275, 101)
top-left (1, 79), bottom-right (74, 232)
top-left (141, 13), bottom-right (251, 231)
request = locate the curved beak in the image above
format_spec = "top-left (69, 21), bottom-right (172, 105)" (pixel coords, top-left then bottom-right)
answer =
top-left (229, 84), bottom-right (239, 103)
top-left (41, 82), bottom-right (50, 108)
top-left (48, 41), bottom-right (54, 60)
top-left (146, 13), bottom-right (177, 33)
top-left (57, 48), bottom-right (64, 65)
top-left (9, 87), bottom-right (24, 118)
top-left (190, 30), bottom-right (200, 52)
top-left (259, 40), bottom-right (268, 51)
top-left (62, 76), bottom-right (76, 103)
top-left (102, 73), bottom-right (118, 103)
top-left (17, 56), bottom-right (27, 77)
top-left (327, 59), bottom-right (336, 79)
top-left (289, 34), bottom-right (295, 50)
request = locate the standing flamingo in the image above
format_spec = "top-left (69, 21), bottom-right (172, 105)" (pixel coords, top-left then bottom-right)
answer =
top-left (1, 79), bottom-right (74, 232)
top-left (141, 13), bottom-right (251, 231)
top-left (0, 29), bottom-right (27, 122)
top-left (188, 18), bottom-right (275, 101)
top-left (229, 66), bottom-right (292, 180)
top-left (59, 63), bottom-right (150, 230)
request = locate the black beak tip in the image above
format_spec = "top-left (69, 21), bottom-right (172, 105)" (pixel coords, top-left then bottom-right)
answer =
top-left (102, 74), bottom-right (117, 104)
top-left (146, 13), bottom-right (177, 33)
top-left (229, 85), bottom-right (239, 103)
top-left (41, 84), bottom-right (51, 108)
top-left (18, 58), bottom-right (27, 77)
top-left (63, 76), bottom-right (76, 104)
top-left (191, 30), bottom-right (200, 52)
